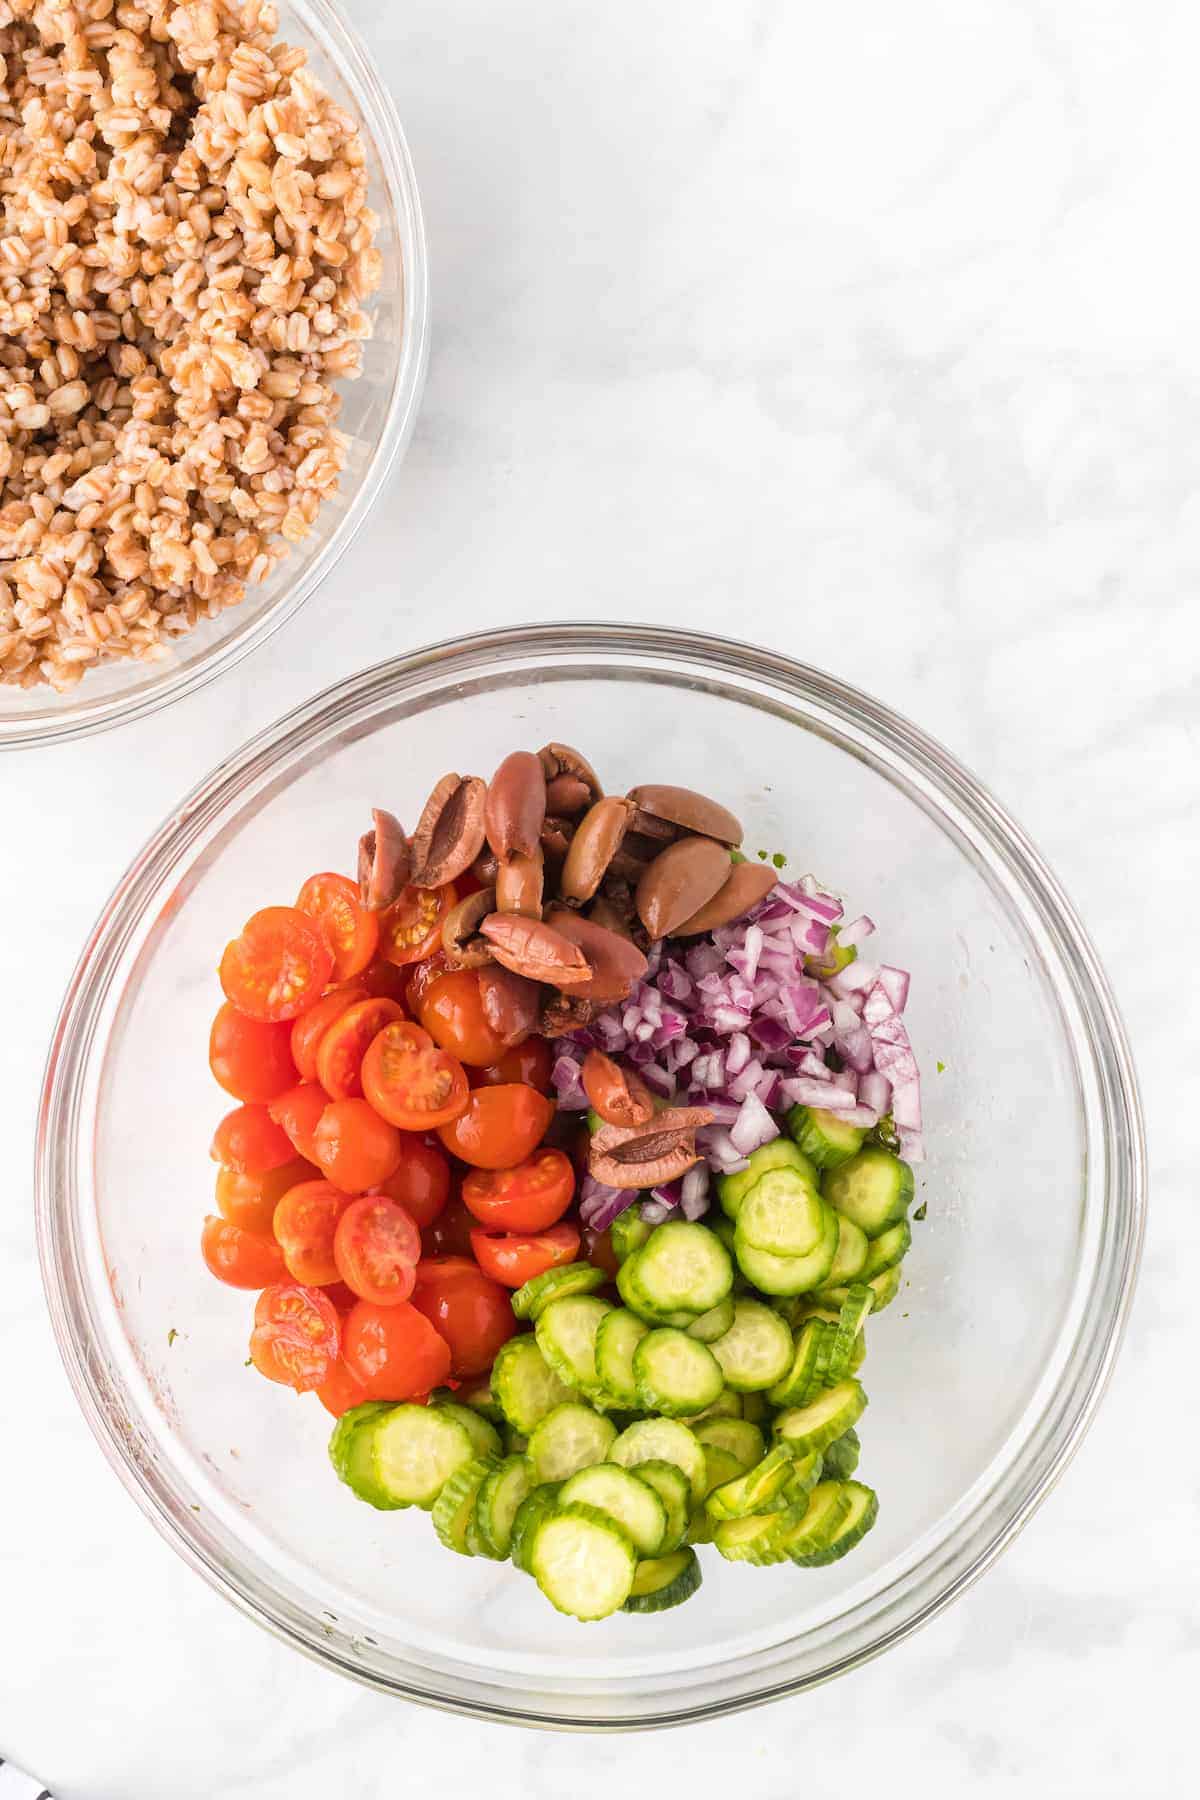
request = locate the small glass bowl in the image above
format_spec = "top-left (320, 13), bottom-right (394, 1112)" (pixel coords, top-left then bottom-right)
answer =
top-left (36, 625), bottom-right (1145, 1726)
top-left (0, 0), bottom-right (428, 750)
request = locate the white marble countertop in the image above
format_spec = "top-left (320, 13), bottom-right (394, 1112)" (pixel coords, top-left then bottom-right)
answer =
top-left (1, 0), bottom-right (1194, 1793)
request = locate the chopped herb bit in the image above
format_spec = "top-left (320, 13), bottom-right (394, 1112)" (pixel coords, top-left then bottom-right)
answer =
top-left (244, 1356), bottom-right (253, 1367)
top-left (936, 1060), bottom-right (946, 1074)
top-left (190, 1504), bottom-right (200, 1512)
top-left (167, 1327), bottom-right (178, 1347)
top-left (771, 851), bottom-right (787, 869)
top-left (730, 849), bottom-right (747, 865)
top-left (913, 1202), bottom-right (928, 1221)
top-left (756, 848), bottom-right (768, 861)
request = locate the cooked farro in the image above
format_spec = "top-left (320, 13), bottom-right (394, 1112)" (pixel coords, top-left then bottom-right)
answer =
top-left (0, 0), bottom-right (382, 693)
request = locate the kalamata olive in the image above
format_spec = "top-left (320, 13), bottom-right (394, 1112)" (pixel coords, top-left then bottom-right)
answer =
top-left (356, 808), bottom-right (410, 911)
top-left (495, 848), bottom-right (544, 918)
top-left (589, 1107), bottom-right (715, 1190)
top-left (484, 751), bottom-right (547, 862)
top-left (480, 914), bottom-right (592, 987)
top-left (673, 861), bottom-right (778, 935)
top-left (409, 774), bottom-right (487, 889)
top-left (581, 1050), bottom-right (655, 1128)
top-left (627, 784), bottom-right (742, 846)
top-left (635, 836), bottom-right (732, 939)
top-left (560, 796), bottom-right (634, 904)
top-left (544, 906), bottom-right (648, 1004)
top-left (442, 887), bottom-right (496, 967)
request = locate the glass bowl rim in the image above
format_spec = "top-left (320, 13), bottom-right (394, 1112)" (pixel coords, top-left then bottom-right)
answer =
top-left (0, 0), bottom-right (429, 752)
top-left (35, 622), bottom-right (1146, 1726)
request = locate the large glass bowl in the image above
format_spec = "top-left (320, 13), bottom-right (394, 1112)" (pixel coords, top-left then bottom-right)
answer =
top-left (36, 624), bottom-right (1144, 1726)
top-left (0, 0), bottom-right (427, 750)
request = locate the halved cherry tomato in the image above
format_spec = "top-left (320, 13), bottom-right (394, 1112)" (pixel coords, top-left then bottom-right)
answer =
top-left (582, 1222), bottom-right (621, 1279)
top-left (316, 997), bottom-right (406, 1100)
top-left (461, 1147), bottom-right (575, 1231)
top-left (379, 883), bottom-right (457, 967)
top-left (219, 906), bottom-right (333, 1022)
top-left (296, 872), bottom-right (379, 982)
top-left (272, 1180), bottom-right (351, 1286)
top-left (209, 1003), bottom-right (296, 1103)
top-left (268, 1081), bottom-right (329, 1163)
top-left (210, 1103), bottom-right (295, 1176)
top-left (373, 1135), bottom-right (450, 1229)
top-left (436, 1084), bottom-right (554, 1171)
top-left (415, 968), bottom-right (510, 1068)
top-left (249, 1282), bottom-right (340, 1391)
top-left (333, 1195), bottom-right (421, 1305)
top-left (470, 1037), bottom-right (554, 1092)
top-left (354, 958), bottom-right (414, 1005)
top-left (361, 1020), bottom-right (469, 1131)
top-left (421, 1194), bottom-right (477, 1259)
top-left (410, 1257), bottom-right (517, 1377)
top-left (470, 1221), bottom-right (581, 1287)
top-left (323, 1280), bottom-right (361, 1314)
top-left (316, 1356), bottom-right (370, 1417)
top-left (290, 986), bottom-right (367, 1082)
top-left (311, 1097), bottom-right (403, 1193)
top-left (216, 1156), bottom-right (318, 1236)
top-left (405, 949), bottom-right (452, 1013)
top-left (341, 1298), bottom-right (451, 1400)
top-left (201, 1215), bottom-right (287, 1289)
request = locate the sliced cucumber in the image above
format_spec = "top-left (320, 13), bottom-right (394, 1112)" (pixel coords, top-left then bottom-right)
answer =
top-left (787, 1104), bottom-right (865, 1170)
top-left (694, 1417), bottom-right (765, 1471)
top-left (610, 1417), bottom-right (707, 1506)
top-left (510, 1482), bottom-right (563, 1572)
top-left (686, 1508), bottom-right (715, 1545)
top-left (680, 1387), bottom-right (743, 1425)
top-left (594, 1308), bottom-right (649, 1408)
top-left (528, 1401), bottom-right (617, 1483)
top-left (822, 1148), bottom-right (913, 1237)
top-left (512, 1261), bottom-right (607, 1321)
top-left (705, 1443), bottom-right (797, 1520)
top-left (775, 1479), bottom-right (854, 1561)
top-left (821, 1426), bottom-right (861, 1482)
top-left (434, 1401), bottom-right (503, 1461)
top-left (790, 1479), bottom-right (878, 1565)
top-left (861, 1217), bottom-right (912, 1277)
top-left (713, 1500), bottom-right (810, 1565)
top-left (491, 1334), bottom-right (573, 1434)
top-left (474, 1454), bottom-right (535, 1558)
top-left (709, 1297), bottom-right (793, 1391)
top-left (610, 1206), bottom-right (653, 1263)
top-left (701, 1445), bottom-right (745, 1498)
top-left (368, 1405), bottom-right (477, 1510)
top-left (825, 1214), bottom-right (869, 1286)
top-left (622, 1546), bottom-right (702, 1613)
top-left (819, 1262), bottom-right (903, 1314)
top-left (686, 1295), bottom-right (736, 1342)
top-left (710, 1214), bottom-right (737, 1256)
top-left (625, 1221), bottom-right (733, 1316)
top-left (828, 1283), bottom-right (874, 1384)
top-left (328, 1402), bottom-right (401, 1510)
top-left (504, 1427), bottom-right (529, 1455)
top-left (773, 1378), bottom-right (867, 1458)
top-left (616, 1252), bottom-right (693, 1324)
top-left (736, 1203), bottom-right (838, 1296)
top-left (630, 1459), bottom-right (691, 1553)
top-left (432, 1454), bottom-right (498, 1555)
top-left (452, 1373), bottom-right (505, 1424)
top-left (535, 1295), bottom-right (613, 1396)
top-left (737, 1168), bottom-right (826, 1257)
top-left (465, 1508), bottom-right (504, 1560)
top-left (768, 1317), bottom-right (833, 1407)
top-left (740, 1390), bottom-right (769, 1425)
top-left (633, 1328), bottom-right (724, 1418)
top-left (560, 1463), bottom-right (668, 1556)
top-left (781, 1447), bottom-right (824, 1507)
top-left (529, 1502), bottom-right (637, 1620)
top-left (717, 1139), bottom-right (818, 1220)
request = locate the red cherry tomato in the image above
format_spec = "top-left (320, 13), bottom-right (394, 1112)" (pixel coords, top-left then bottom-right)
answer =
top-left (436, 1084), bottom-right (554, 1171)
top-left (470, 1221), bottom-right (581, 1288)
top-left (372, 1135), bottom-right (450, 1230)
top-left (415, 968), bottom-right (511, 1068)
top-left (470, 1037), bottom-right (553, 1092)
top-left (316, 1356), bottom-right (370, 1417)
top-left (268, 1081), bottom-right (329, 1163)
top-left (410, 1258), bottom-right (517, 1376)
top-left (209, 1003), bottom-right (296, 1103)
top-left (296, 871), bottom-right (379, 982)
top-left (582, 1223), bottom-right (621, 1279)
top-left (361, 1020), bottom-right (469, 1131)
top-left (420, 1195), bottom-right (477, 1259)
top-left (290, 986), bottom-right (367, 1082)
top-left (249, 1283), bottom-right (340, 1391)
top-left (379, 884), bottom-right (456, 967)
top-left (272, 1180), bottom-right (350, 1286)
top-left (461, 1148), bottom-right (575, 1231)
top-left (333, 1195), bottom-right (421, 1306)
top-left (216, 1156), bottom-right (318, 1237)
top-left (311, 1097), bottom-right (403, 1193)
top-left (354, 958), bottom-right (415, 1005)
top-left (405, 950), bottom-right (452, 1013)
top-left (200, 1215), bottom-right (287, 1289)
top-left (316, 997), bottom-right (407, 1100)
top-left (322, 1280), bottom-right (361, 1314)
top-left (341, 1299), bottom-right (452, 1400)
top-left (219, 906), bottom-right (333, 1022)
top-left (210, 1103), bottom-right (295, 1176)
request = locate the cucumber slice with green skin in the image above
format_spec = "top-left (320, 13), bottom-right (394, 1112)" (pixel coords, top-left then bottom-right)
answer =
top-left (736, 1204), bottom-right (838, 1296)
top-left (710, 1297), bottom-right (794, 1391)
top-left (819, 1262), bottom-right (903, 1314)
top-left (825, 1214), bottom-right (869, 1286)
top-left (768, 1318), bottom-right (833, 1407)
top-left (535, 1295), bottom-right (613, 1396)
top-left (610, 1206), bottom-right (653, 1263)
top-left (505, 1428), bottom-right (530, 1455)
top-left (615, 1253), bottom-right (694, 1325)
top-left (529, 1502), bottom-right (638, 1620)
top-left (710, 1214), bottom-right (737, 1256)
top-left (781, 1448), bottom-right (824, 1507)
top-left (712, 1499), bottom-right (812, 1564)
top-left (740, 1389), bottom-right (768, 1425)
top-left (786, 1104), bottom-right (865, 1171)
top-left (686, 1508), bottom-right (715, 1545)
top-left (775, 1479), bottom-right (854, 1561)
top-left (432, 1455), bottom-right (499, 1554)
top-left (560, 1463), bottom-right (668, 1556)
top-left (633, 1328), bottom-right (724, 1418)
top-left (820, 1427), bottom-right (861, 1481)
top-left (433, 1402), bottom-right (503, 1460)
top-left (451, 1373), bottom-right (505, 1424)
top-left (694, 1417), bottom-right (765, 1470)
top-left (368, 1405), bottom-right (477, 1510)
top-left (528, 1402), bottom-right (617, 1483)
top-left (491, 1334), bottom-right (574, 1435)
top-left (828, 1284), bottom-right (874, 1385)
top-left (622, 1546), bottom-right (702, 1613)
top-left (511, 1261), bottom-right (607, 1321)
top-left (790, 1480), bottom-right (878, 1565)
top-left (717, 1140), bottom-right (819, 1220)
top-left (610, 1417), bottom-right (707, 1506)
top-left (474, 1454), bottom-right (535, 1558)
top-left (774, 1378), bottom-right (867, 1458)
top-left (465, 1509), bottom-right (504, 1559)
top-left (680, 1387), bottom-right (743, 1425)
top-left (701, 1445), bottom-right (745, 1499)
top-left (737, 1168), bottom-right (826, 1257)
top-left (328, 1403), bottom-right (402, 1510)
top-left (510, 1483), bottom-right (564, 1572)
top-left (686, 1296), bottom-right (736, 1342)
top-left (594, 1308), bottom-right (649, 1407)
top-left (625, 1221), bottom-right (733, 1316)
top-left (861, 1218), bottom-right (912, 1278)
top-left (586, 1108), bottom-right (605, 1135)
top-left (705, 1443), bottom-right (798, 1520)
top-left (822, 1148), bottom-right (914, 1237)
top-left (631, 1459), bottom-right (691, 1552)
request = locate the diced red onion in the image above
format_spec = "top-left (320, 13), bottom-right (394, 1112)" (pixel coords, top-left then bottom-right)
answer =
top-left (639, 1198), bottom-right (673, 1224)
top-left (838, 914), bottom-right (876, 949)
top-left (725, 1031), bottom-right (751, 1076)
top-left (680, 1163), bottom-right (710, 1219)
top-left (551, 1053), bottom-right (589, 1111)
top-left (898, 1127), bottom-right (925, 1163)
top-left (879, 965), bottom-right (910, 1013)
top-left (780, 1077), bottom-right (858, 1111)
top-left (639, 1060), bottom-right (675, 1098)
top-left (730, 1092), bottom-right (779, 1156)
top-left (859, 1068), bottom-right (892, 1114)
top-left (650, 1179), bottom-right (684, 1208)
top-left (829, 1068), bottom-right (859, 1095)
top-left (890, 1077), bottom-right (922, 1130)
top-left (579, 1175), bottom-right (639, 1231)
